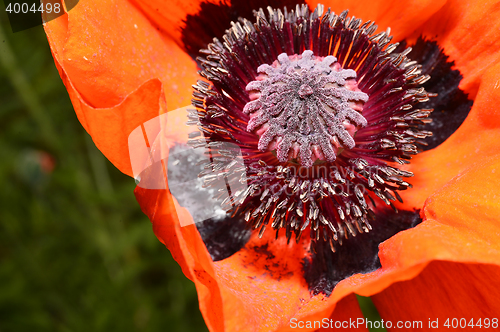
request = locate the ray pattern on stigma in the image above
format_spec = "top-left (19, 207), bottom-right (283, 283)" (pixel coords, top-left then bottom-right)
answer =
top-left (189, 4), bottom-right (433, 252)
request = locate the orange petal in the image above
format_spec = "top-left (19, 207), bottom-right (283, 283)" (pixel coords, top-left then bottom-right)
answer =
top-left (267, 293), bottom-right (368, 332)
top-left (43, 0), bottom-right (200, 175)
top-left (130, 0), bottom-right (224, 46)
top-left (397, 61), bottom-right (500, 211)
top-left (372, 262), bottom-right (500, 323)
top-left (358, 152), bottom-right (500, 323)
top-left (211, 231), bottom-right (327, 332)
top-left (137, 183), bottom-right (373, 332)
top-left (335, 153), bottom-right (500, 299)
top-left (76, 78), bottom-right (168, 177)
top-left (307, 0), bottom-right (446, 41)
top-left (45, 0), bottom-right (199, 109)
top-left (134, 184), bottom-right (313, 332)
top-left (420, 154), bottom-right (500, 265)
top-left (316, 294), bottom-right (369, 332)
top-left (415, 0), bottom-right (500, 96)
top-left (135, 185), bottom-right (225, 332)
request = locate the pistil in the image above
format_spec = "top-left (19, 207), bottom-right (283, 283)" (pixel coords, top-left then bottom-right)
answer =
top-left (244, 50), bottom-right (368, 167)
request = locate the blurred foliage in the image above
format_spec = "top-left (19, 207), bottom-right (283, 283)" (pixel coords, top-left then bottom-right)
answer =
top-left (0, 11), bottom-right (207, 332)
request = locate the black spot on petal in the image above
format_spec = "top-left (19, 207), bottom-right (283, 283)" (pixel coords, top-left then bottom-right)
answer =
top-left (252, 244), bottom-right (276, 260)
top-left (303, 209), bottom-right (422, 296)
top-left (196, 214), bottom-right (252, 261)
top-left (403, 37), bottom-right (474, 150)
top-left (181, 0), bottom-right (306, 58)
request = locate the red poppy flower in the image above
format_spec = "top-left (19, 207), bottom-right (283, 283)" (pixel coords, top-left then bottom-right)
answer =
top-left (43, 0), bottom-right (500, 331)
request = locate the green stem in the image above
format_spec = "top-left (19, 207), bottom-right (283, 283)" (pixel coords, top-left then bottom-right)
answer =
top-left (357, 295), bottom-right (388, 332)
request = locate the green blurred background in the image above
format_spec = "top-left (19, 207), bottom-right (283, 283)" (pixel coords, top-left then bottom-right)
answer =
top-left (0, 11), bottom-right (208, 332)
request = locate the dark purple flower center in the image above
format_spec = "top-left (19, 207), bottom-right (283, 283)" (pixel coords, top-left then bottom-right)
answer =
top-left (189, 4), bottom-right (433, 252)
